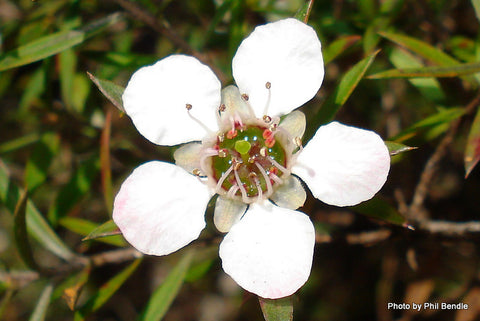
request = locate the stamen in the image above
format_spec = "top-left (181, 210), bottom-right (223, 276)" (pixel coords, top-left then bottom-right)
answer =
top-left (200, 148), bottom-right (219, 174)
top-left (187, 107), bottom-right (213, 134)
top-left (227, 185), bottom-right (239, 198)
top-left (219, 104), bottom-right (226, 112)
top-left (269, 173), bottom-right (283, 184)
top-left (255, 162), bottom-right (273, 196)
top-left (192, 168), bottom-right (201, 176)
top-left (254, 176), bottom-right (263, 201)
top-left (234, 168), bottom-right (249, 203)
top-left (263, 115), bottom-right (272, 123)
top-left (241, 93), bottom-right (249, 101)
top-left (262, 81), bottom-right (272, 116)
top-left (259, 147), bottom-right (267, 157)
top-left (215, 164), bottom-right (234, 193)
top-left (268, 157), bottom-right (290, 174)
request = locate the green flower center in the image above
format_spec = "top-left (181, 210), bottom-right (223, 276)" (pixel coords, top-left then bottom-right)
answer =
top-left (211, 125), bottom-right (288, 203)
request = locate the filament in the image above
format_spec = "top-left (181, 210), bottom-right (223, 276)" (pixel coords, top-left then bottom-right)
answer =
top-left (215, 165), bottom-right (234, 193)
top-left (234, 168), bottom-right (249, 203)
top-left (255, 162), bottom-right (273, 196)
top-left (268, 157), bottom-right (290, 174)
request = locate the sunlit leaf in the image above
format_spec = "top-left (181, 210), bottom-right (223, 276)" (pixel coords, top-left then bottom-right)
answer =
top-left (0, 160), bottom-right (75, 261)
top-left (87, 72), bottom-right (125, 112)
top-left (306, 50), bottom-right (379, 140)
top-left (323, 35), bottom-right (361, 65)
top-left (352, 196), bottom-right (406, 225)
top-left (367, 61), bottom-right (480, 79)
top-left (74, 259), bottom-right (142, 321)
top-left (259, 296), bottom-right (294, 321)
top-left (465, 106), bottom-right (480, 178)
top-left (385, 141), bottom-right (417, 156)
top-left (14, 190), bottom-right (40, 270)
top-left (28, 283), bottom-right (53, 321)
top-left (0, 12), bottom-right (123, 71)
top-left (140, 250), bottom-right (194, 321)
top-left (59, 217), bottom-right (125, 247)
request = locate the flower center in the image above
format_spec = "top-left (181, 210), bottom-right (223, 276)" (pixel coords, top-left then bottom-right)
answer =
top-left (211, 125), bottom-right (289, 203)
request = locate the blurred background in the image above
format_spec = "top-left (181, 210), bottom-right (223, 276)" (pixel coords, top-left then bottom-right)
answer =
top-left (1, 0), bottom-right (480, 320)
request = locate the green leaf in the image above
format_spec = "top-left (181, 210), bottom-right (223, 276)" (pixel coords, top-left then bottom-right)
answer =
top-left (14, 190), bottom-right (40, 270)
top-left (367, 61), bottom-right (480, 79)
top-left (259, 296), bottom-right (294, 321)
top-left (58, 267), bottom-right (91, 311)
top-left (140, 250), bottom-right (194, 321)
top-left (0, 12), bottom-right (123, 71)
top-left (59, 217), bottom-right (125, 247)
top-left (25, 132), bottom-right (60, 191)
top-left (19, 63), bottom-right (47, 111)
top-left (59, 48), bottom-right (77, 111)
top-left (294, 0), bottom-right (314, 23)
top-left (82, 220), bottom-right (124, 246)
top-left (87, 72), bottom-right (125, 112)
top-left (385, 141), bottom-right (417, 156)
top-left (74, 259), bottom-right (142, 321)
top-left (28, 283), bottom-right (53, 321)
top-left (0, 160), bottom-right (75, 261)
top-left (0, 133), bottom-right (40, 154)
top-left (323, 35), bottom-right (361, 65)
top-left (379, 31), bottom-right (460, 66)
top-left (306, 50), bottom-right (379, 140)
top-left (352, 196), bottom-right (406, 225)
top-left (0, 290), bottom-right (14, 320)
top-left (465, 106), bottom-right (480, 178)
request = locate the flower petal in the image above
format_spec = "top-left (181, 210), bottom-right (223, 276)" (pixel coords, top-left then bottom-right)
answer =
top-left (293, 122), bottom-right (390, 207)
top-left (113, 161), bottom-right (211, 255)
top-left (219, 203), bottom-right (315, 299)
top-left (213, 196), bottom-right (247, 233)
top-left (270, 175), bottom-right (306, 210)
top-left (218, 85), bottom-right (256, 131)
top-left (122, 55), bottom-right (221, 146)
top-left (232, 18), bottom-right (324, 117)
top-left (174, 142), bottom-right (204, 175)
top-left (279, 110), bottom-right (306, 140)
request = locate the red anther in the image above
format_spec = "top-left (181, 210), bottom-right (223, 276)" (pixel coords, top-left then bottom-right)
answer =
top-left (265, 138), bottom-right (275, 148)
top-left (269, 167), bottom-right (279, 175)
top-left (213, 144), bottom-right (220, 150)
top-left (262, 129), bottom-right (274, 140)
top-left (227, 129), bottom-right (238, 139)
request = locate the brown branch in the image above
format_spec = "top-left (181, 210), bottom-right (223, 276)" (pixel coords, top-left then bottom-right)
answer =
top-left (110, 0), bottom-right (228, 83)
top-left (418, 220), bottom-right (480, 236)
top-left (408, 91), bottom-right (480, 221)
top-left (316, 229), bottom-right (392, 245)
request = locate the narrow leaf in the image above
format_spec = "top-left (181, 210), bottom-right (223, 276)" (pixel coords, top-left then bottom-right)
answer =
top-left (87, 72), bottom-right (125, 112)
top-left (385, 141), bottom-right (417, 156)
top-left (0, 13), bottom-right (123, 71)
top-left (307, 50), bottom-right (379, 140)
top-left (294, 0), bottom-right (314, 23)
top-left (140, 250), bottom-right (194, 321)
top-left (352, 196), bottom-right (406, 225)
top-left (259, 296), bottom-right (294, 321)
top-left (28, 283), bottom-right (53, 321)
top-left (323, 35), bottom-right (362, 65)
top-left (14, 190), bottom-right (40, 270)
top-left (59, 217), bottom-right (125, 247)
top-left (83, 220), bottom-right (124, 245)
top-left (367, 61), bottom-right (480, 79)
top-left (62, 267), bottom-right (91, 311)
top-left (465, 106), bottom-right (480, 178)
top-left (25, 132), bottom-right (60, 191)
top-left (0, 161), bottom-right (75, 261)
top-left (74, 259), bottom-right (142, 321)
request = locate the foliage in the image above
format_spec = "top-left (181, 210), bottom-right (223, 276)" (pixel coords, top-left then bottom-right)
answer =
top-left (1, 0), bottom-right (480, 320)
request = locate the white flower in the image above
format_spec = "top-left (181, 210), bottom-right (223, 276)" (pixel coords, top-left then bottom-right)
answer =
top-left (113, 18), bottom-right (390, 299)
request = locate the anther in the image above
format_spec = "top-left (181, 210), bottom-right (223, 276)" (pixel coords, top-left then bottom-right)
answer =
top-left (265, 81), bottom-right (271, 89)
top-left (218, 134), bottom-right (225, 143)
top-left (263, 115), bottom-right (272, 123)
top-left (219, 104), bottom-right (226, 112)
top-left (192, 168), bottom-right (201, 176)
top-left (294, 137), bottom-right (302, 146)
top-left (233, 161), bottom-right (242, 171)
top-left (186, 103), bottom-right (192, 110)
top-left (248, 172), bottom-right (257, 180)
top-left (218, 149), bottom-right (228, 158)
top-left (260, 147), bottom-right (267, 157)
top-left (248, 156), bottom-right (256, 163)
top-left (241, 93), bottom-right (249, 101)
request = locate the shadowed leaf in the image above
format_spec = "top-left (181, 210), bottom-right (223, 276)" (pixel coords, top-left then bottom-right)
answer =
top-left (14, 190), bottom-right (40, 270)
top-left (323, 35), bottom-right (362, 65)
top-left (0, 13), bottom-right (123, 71)
top-left (259, 296), bottom-right (294, 321)
top-left (83, 220), bottom-right (125, 246)
top-left (140, 250), bottom-right (194, 321)
top-left (465, 107), bottom-right (480, 178)
top-left (59, 217), bottom-right (125, 247)
top-left (367, 61), bottom-right (480, 79)
top-left (352, 196), bottom-right (406, 225)
top-left (294, 0), bottom-right (314, 23)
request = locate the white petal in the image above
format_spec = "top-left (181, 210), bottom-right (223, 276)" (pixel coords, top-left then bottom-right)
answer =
top-left (173, 142), bottom-right (203, 175)
top-left (232, 18), bottom-right (324, 117)
top-left (270, 175), bottom-right (306, 210)
top-left (279, 110), bottom-right (306, 139)
top-left (122, 55), bottom-right (221, 146)
top-left (293, 122), bottom-right (390, 207)
top-left (218, 85), bottom-right (256, 130)
top-left (113, 161), bottom-right (211, 255)
top-left (219, 203), bottom-right (315, 299)
top-left (213, 196), bottom-right (247, 233)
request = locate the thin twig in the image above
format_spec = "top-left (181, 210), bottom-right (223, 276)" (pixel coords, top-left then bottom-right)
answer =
top-left (110, 0), bottom-right (228, 83)
top-left (316, 229), bottom-right (392, 245)
top-left (408, 92), bottom-right (480, 221)
top-left (418, 220), bottom-right (480, 236)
